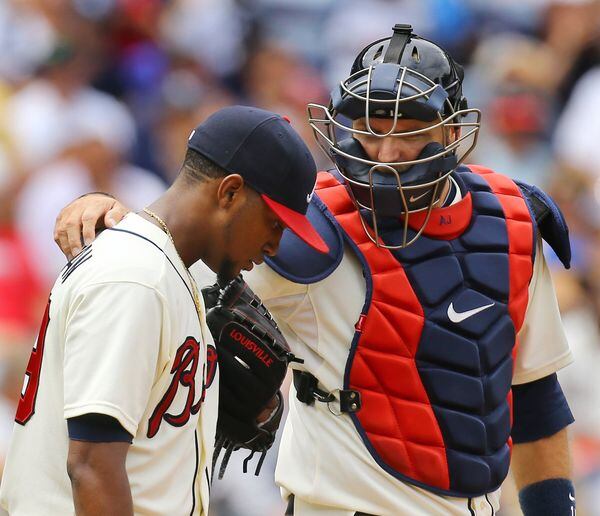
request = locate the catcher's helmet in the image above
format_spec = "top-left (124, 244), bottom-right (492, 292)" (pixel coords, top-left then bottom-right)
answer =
top-left (308, 24), bottom-right (481, 248)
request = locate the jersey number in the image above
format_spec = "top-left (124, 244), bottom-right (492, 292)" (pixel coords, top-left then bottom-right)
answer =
top-left (15, 299), bottom-right (51, 425)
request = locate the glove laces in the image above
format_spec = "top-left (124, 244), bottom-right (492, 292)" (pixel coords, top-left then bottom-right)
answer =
top-left (212, 435), bottom-right (269, 479)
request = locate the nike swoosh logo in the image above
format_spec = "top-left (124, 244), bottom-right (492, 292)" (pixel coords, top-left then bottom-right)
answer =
top-left (447, 302), bottom-right (495, 323)
top-left (409, 191), bottom-right (428, 203)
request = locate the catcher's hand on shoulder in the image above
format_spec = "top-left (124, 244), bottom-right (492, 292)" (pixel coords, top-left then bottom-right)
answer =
top-left (53, 192), bottom-right (129, 260)
top-left (202, 276), bottom-right (302, 478)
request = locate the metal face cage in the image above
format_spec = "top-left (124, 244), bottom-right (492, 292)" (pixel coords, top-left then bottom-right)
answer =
top-left (308, 64), bottom-right (481, 249)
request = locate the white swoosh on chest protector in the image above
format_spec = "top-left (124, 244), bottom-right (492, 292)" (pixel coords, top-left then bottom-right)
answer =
top-left (447, 302), bottom-right (495, 323)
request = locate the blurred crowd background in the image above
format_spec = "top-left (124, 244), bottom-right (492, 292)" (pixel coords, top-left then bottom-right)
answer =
top-left (0, 0), bottom-right (599, 514)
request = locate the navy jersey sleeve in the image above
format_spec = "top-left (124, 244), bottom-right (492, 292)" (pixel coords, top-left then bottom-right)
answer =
top-left (68, 413), bottom-right (133, 443)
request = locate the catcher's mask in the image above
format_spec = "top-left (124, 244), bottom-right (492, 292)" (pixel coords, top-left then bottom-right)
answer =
top-left (308, 24), bottom-right (481, 248)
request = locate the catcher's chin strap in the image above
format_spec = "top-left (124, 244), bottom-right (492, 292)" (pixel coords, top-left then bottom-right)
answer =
top-left (293, 370), bottom-right (362, 415)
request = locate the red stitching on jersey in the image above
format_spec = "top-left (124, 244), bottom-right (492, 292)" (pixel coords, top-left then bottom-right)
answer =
top-left (15, 298), bottom-right (51, 425)
top-left (147, 336), bottom-right (204, 438)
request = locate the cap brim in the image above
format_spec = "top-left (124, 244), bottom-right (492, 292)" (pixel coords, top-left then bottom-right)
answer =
top-left (262, 195), bottom-right (329, 254)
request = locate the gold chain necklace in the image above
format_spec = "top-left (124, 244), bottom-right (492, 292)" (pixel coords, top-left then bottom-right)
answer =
top-left (143, 208), bottom-right (202, 321)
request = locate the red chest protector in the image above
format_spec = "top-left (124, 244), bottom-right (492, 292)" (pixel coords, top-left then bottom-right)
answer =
top-left (314, 165), bottom-right (534, 497)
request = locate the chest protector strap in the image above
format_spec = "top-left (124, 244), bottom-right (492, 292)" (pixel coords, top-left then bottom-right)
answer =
top-left (313, 168), bottom-right (534, 497)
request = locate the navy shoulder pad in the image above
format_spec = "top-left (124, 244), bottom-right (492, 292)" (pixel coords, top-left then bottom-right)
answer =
top-left (516, 181), bottom-right (571, 269)
top-left (264, 195), bottom-right (344, 284)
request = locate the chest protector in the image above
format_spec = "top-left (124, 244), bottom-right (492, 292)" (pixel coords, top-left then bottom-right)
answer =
top-left (315, 165), bottom-right (535, 497)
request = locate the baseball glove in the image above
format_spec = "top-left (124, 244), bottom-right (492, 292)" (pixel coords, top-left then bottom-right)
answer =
top-left (202, 276), bottom-right (302, 478)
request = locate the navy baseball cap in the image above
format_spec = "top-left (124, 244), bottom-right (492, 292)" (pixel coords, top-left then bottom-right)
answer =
top-left (187, 105), bottom-right (328, 253)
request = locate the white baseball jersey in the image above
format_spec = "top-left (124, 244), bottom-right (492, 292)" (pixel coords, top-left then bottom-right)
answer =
top-left (234, 235), bottom-right (572, 516)
top-left (0, 213), bottom-right (219, 516)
